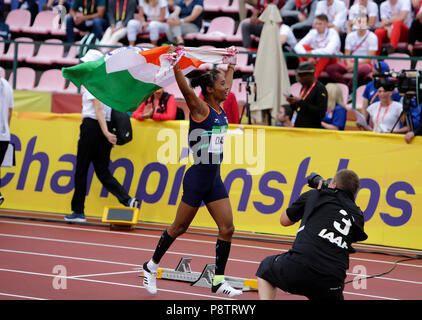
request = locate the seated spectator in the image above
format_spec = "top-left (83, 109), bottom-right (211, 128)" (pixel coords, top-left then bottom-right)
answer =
top-left (0, 0), bottom-right (10, 42)
top-left (314, 0), bottom-right (347, 35)
top-left (294, 14), bottom-right (341, 79)
top-left (280, 21), bottom-right (299, 69)
top-left (281, 0), bottom-right (317, 39)
top-left (132, 89), bottom-right (177, 121)
top-left (43, 0), bottom-right (71, 11)
top-left (65, 0), bottom-right (108, 46)
top-left (375, 0), bottom-right (412, 55)
top-left (357, 82), bottom-right (404, 133)
top-left (100, 0), bottom-right (138, 53)
top-left (408, 2), bottom-right (422, 55)
top-left (325, 14), bottom-right (377, 89)
top-left (241, 0), bottom-right (285, 51)
top-left (239, 0), bottom-right (257, 22)
top-left (285, 62), bottom-right (328, 128)
top-left (347, 0), bottom-right (379, 33)
top-left (165, 0), bottom-right (203, 46)
top-left (127, 0), bottom-right (169, 47)
top-left (17, 0), bottom-right (38, 24)
top-left (276, 104), bottom-right (294, 127)
top-left (321, 83), bottom-right (347, 130)
top-left (360, 61), bottom-right (401, 121)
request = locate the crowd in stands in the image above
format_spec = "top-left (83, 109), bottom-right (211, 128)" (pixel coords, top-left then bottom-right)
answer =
top-left (0, 0), bottom-right (421, 134)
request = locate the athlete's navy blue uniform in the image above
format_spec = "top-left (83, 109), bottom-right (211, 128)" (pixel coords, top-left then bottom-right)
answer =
top-left (181, 104), bottom-right (229, 207)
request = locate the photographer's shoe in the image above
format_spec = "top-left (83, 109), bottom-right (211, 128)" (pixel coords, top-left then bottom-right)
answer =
top-left (212, 280), bottom-right (242, 297)
top-left (64, 212), bottom-right (86, 222)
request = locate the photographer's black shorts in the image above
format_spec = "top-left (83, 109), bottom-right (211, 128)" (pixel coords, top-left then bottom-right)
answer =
top-left (256, 252), bottom-right (344, 300)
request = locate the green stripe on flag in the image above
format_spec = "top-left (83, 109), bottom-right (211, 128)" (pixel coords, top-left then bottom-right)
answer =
top-left (62, 58), bottom-right (161, 112)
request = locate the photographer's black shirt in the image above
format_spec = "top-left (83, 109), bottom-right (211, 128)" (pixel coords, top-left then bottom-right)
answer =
top-left (286, 189), bottom-right (367, 282)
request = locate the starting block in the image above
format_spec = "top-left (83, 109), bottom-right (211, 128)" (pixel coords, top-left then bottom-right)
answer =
top-left (140, 257), bottom-right (258, 291)
top-left (102, 206), bottom-right (140, 230)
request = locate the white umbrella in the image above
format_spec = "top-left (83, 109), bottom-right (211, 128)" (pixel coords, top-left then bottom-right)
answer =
top-left (250, 4), bottom-right (291, 125)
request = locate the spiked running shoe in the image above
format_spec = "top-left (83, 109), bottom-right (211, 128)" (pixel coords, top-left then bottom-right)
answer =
top-left (212, 280), bottom-right (242, 297)
top-left (142, 262), bottom-right (157, 294)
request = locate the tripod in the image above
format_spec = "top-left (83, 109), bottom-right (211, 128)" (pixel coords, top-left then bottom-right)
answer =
top-left (239, 76), bottom-right (254, 125)
top-left (391, 93), bottom-right (415, 133)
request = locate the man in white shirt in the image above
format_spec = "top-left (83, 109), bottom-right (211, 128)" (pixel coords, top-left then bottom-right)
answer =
top-left (326, 14), bottom-right (378, 88)
top-left (347, 0), bottom-right (379, 33)
top-left (0, 74), bottom-right (14, 205)
top-left (374, 0), bottom-right (412, 54)
top-left (294, 14), bottom-right (341, 78)
top-left (314, 0), bottom-right (347, 35)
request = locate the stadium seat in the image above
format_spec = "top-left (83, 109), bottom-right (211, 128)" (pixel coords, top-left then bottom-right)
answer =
top-left (0, 66), bottom-right (5, 78)
top-left (337, 83), bottom-right (349, 106)
top-left (347, 85), bottom-right (366, 110)
top-left (291, 82), bottom-right (301, 97)
top-left (8, 67), bottom-right (36, 90)
top-left (26, 39), bottom-right (64, 65)
top-left (231, 78), bottom-right (247, 105)
top-left (0, 41), bottom-right (4, 55)
top-left (21, 10), bottom-right (56, 35)
top-left (5, 9), bottom-right (31, 33)
top-left (385, 53), bottom-right (411, 72)
top-left (33, 69), bottom-right (66, 92)
top-left (226, 19), bottom-right (249, 43)
top-left (1, 37), bottom-right (34, 62)
top-left (222, 0), bottom-right (254, 14)
top-left (64, 81), bottom-right (79, 94)
top-left (204, 0), bottom-right (228, 12)
top-left (53, 42), bottom-right (80, 66)
top-left (195, 17), bottom-right (235, 42)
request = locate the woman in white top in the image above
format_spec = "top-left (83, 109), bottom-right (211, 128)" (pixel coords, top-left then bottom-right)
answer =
top-left (0, 75), bottom-right (14, 205)
top-left (65, 50), bottom-right (138, 223)
top-left (359, 83), bottom-right (404, 133)
top-left (127, 0), bottom-right (169, 46)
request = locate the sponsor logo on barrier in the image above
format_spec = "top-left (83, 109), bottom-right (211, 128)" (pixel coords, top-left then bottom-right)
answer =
top-left (1, 134), bottom-right (415, 227)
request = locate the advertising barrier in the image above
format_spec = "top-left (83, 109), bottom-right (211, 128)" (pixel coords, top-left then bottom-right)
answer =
top-left (1, 113), bottom-right (421, 250)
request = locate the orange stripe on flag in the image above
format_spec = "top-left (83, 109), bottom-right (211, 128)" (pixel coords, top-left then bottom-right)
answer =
top-left (138, 46), bottom-right (204, 69)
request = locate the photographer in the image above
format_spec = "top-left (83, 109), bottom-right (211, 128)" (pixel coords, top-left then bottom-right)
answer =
top-left (256, 169), bottom-right (368, 300)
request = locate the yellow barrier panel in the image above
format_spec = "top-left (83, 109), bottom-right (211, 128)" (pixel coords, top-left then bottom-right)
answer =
top-left (13, 90), bottom-right (52, 112)
top-left (1, 113), bottom-right (421, 250)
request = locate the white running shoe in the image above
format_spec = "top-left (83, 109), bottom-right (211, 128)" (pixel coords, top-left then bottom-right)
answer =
top-left (212, 280), bottom-right (243, 297)
top-left (142, 262), bottom-right (157, 294)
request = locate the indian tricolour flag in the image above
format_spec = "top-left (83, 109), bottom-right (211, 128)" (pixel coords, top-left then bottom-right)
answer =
top-left (62, 46), bottom-right (237, 112)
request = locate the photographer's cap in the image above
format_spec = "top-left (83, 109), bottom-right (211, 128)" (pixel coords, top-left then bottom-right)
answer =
top-left (296, 62), bottom-right (316, 74)
top-left (374, 61), bottom-right (389, 73)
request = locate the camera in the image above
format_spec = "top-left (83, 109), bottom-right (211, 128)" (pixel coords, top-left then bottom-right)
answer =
top-left (373, 69), bottom-right (422, 96)
top-left (308, 172), bottom-right (332, 189)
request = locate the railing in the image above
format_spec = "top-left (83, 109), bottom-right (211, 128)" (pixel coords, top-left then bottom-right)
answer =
top-left (1, 38), bottom-right (421, 110)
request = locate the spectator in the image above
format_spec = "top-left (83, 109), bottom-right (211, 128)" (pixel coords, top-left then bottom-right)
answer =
top-left (239, 0), bottom-right (257, 21)
top-left (0, 0), bottom-right (10, 42)
top-left (241, 0), bottom-right (285, 51)
top-left (99, 0), bottom-right (138, 53)
top-left (17, 0), bottom-right (38, 24)
top-left (325, 14), bottom-right (377, 89)
top-left (127, 0), bottom-right (169, 47)
top-left (132, 88), bottom-right (177, 121)
top-left (294, 14), bottom-right (341, 79)
top-left (276, 104), bottom-right (293, 127)
top-left (321, 83), bottom-right (347, 130)
top-left (43, 0), bottom-right (71, 12)
top-left (280, 22), bottom-right (299, 69)
top-left (281, 0), bottom-right (317, 39)
top-left (357, 82), bottom-right (404, 133)
top-left (347, 0), bottom-right (379, 33)
top-left (375, 0), bottom-right (412, 55)
top-left (285, 62), bottom-right (328, 128)
top-left (408, 3), bottom-right (422, 55)
top-left (314, 0), bottom-right (347, 35)
top-left (360, 61), bottom-right (401, 121)
top-left (65, 0), bottom-right (108, 46)
top-left (0, 69), bottom-right (14, 205)
top-left (165, 0), bottom-right (203, 46)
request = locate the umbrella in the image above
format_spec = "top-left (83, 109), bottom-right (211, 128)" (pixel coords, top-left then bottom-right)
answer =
top-left (250, 3), bottom-right (291, 125)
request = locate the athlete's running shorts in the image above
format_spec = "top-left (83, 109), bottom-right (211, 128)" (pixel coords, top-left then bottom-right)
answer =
top-left (181, 164), bottom-right (228, 207)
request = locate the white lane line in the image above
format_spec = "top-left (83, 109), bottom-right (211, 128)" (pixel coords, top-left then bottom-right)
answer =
top-left (0, 233), bottom-right (258, 265)
top-left (0, 220), bottom-right (284, 252)
top-left (69, 270), bottom-right (140, 279)
top-left (343, 291), bottom-right (398, 300)
top-left (0, 268), bottom-right (233, 300)
top-left (0, 292), bottom-right (47, 300)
